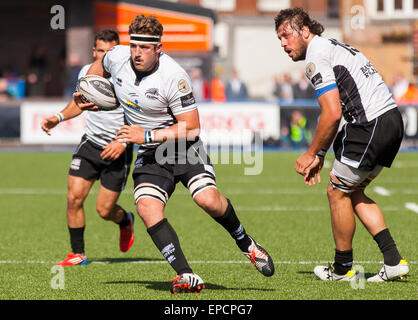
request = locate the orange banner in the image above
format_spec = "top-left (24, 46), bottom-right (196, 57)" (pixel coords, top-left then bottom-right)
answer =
top-left (94, 1), bottom-right (213, 51)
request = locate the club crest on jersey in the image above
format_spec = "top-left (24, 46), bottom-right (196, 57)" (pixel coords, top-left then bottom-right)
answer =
top-left (178, 79), bottom-right (190, 93)
top-left (306, 62), bottom-right (316, 77)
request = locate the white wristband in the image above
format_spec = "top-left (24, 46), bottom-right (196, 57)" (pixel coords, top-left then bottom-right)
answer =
top-left (55, 112), bottom-right (64, 123)
top-left (150, 130), bottom-right (155, 143)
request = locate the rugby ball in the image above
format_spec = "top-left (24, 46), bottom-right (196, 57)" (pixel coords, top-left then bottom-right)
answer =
top-left (76, 75), bottom-right (119, 111)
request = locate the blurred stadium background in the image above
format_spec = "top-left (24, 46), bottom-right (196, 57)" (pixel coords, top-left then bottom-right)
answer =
top-left (0, 1), bottom-right (417, 303)
top-left (0, 0), bottom-right (417, 150)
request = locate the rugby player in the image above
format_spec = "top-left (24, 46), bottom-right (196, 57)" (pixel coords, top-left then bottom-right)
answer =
top-left (41, 30), bottom-right (134, 266)
top-left (275, 8), bottom-right (408, 282)
top-left (76, 15), bottom-right (274, 293)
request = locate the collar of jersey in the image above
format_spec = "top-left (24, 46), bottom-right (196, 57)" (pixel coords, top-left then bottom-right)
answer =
top-left (130, 57), bottom-right (160, 84)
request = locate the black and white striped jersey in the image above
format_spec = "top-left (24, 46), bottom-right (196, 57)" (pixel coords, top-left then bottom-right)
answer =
top-left (102, 45), bottom-right (197, 149)
top-left (77, 64), bottom-right (126, 147)
top-left (304, 36), bottom-right (397, 124)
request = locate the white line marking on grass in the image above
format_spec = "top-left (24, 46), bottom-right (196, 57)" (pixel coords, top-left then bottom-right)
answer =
top-left (392, 161), bottom-right (418, 168)
top-left (0, 260), bottom-right (416, 265)
top-left (0, 189), bottom-right (67, 195)
top-left (373, 186), bottom-right (391, 196)
top-left (2, 188), bottom-right (418, 196)
top-left (405, 202), bottom-right (418, 214)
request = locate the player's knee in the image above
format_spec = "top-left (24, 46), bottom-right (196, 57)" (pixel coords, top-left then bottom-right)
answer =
top-left (67, 191), bottom-right (85, 209)
top-left (136, 198), bottom-right (164, 225)
top-left (136, 200), bottom-right (152, 219)
top-left (194, 188), bottom-right (222, 215)
top-left (96, 203), bottom-right (112, 220)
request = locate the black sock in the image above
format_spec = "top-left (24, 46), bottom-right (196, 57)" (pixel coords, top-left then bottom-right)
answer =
top-left (373, 228), bottom-right (402, 266)
top-left (147, 218), bottom-right (192, 275)
top-left (214, 199), bottom-right (251, 252)
top-left (333, 249), bottom-right (353, 275)
top-left (69, 226), bottom-right (85, 254)
top-left (118, 210), bottom-right (130, 228)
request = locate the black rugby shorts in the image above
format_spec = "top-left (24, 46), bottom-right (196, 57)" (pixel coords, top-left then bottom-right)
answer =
top-left (69, 136), bottom-right (133, 192)
top-left (333, 108), bottom-right (404, 171)
top-left (132, 137), bottom-right (215, 198)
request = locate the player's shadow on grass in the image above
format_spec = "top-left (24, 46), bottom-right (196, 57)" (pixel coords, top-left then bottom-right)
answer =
top-left (103, 280), bottom-right (274, 292)
top-left (90, 257), bottom-right (164, 264)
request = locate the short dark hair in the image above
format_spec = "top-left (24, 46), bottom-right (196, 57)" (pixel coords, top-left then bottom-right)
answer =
top-left (274, 7), bottom-right (324, 36)
top-left (94, 30), bottom-right (120, 46)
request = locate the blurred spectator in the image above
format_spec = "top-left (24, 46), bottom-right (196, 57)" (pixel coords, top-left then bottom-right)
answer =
top-left (289, 110), bottom-right (310, 148)
top-left (293, 72), bottom-right (316, 99)
top-left (0, 78), bottom-right (13, 102)
top-left (272, 73), bottom-right (294, 102)
top-left (26, 44), bottom-right (50, 97)
top-left (225, 69), bottom-right (248, 101)
top-left (281, 73), bottom-right (294, 102)
top-left (279, 125), bottom-right (291, 148)
top-left (211, 72), bottom-right (226, 102)
top-left (391, 73), bottom-right (418, 104)
top-left (64, 53), bottom-right (82, 99)
top-left (391, 72), bottom-right (410, 102)
top-left (190, 67), bottom-right (210, 102)
top-left (398, 82), bottom-right (418, 105)
top-left (272, 74), bottom-right (282, 100)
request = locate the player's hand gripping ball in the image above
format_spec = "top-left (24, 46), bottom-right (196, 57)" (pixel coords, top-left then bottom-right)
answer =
top-left (76, 75), bottom-right (119, 111)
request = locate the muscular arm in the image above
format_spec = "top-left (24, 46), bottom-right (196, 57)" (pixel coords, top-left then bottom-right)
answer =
top-left (295, 88), bottom-right (342, 180)
top-left (116, 109), bottom-right (201, 144)
top-left (307, 88), bottom-right (342, 156)
top-left (86, 56), bottom-right (108, 77)
top-left (41, 56), bottom-right (109, 135)
top-left (154, 109), bottom-right (201, 142)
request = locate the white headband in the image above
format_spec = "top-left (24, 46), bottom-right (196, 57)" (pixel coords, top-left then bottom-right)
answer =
top-left (130, 34), bottom-right (161, 45)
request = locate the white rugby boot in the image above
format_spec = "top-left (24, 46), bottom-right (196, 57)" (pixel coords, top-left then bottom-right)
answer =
top-left (314, 263), bottom-right (357, 281)
top-left (367, 259), bottom-right (409, 282)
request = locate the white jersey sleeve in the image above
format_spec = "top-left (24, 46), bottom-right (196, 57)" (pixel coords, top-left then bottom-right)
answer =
top-left (166, 72), bottom-right (197, 116)
top-left (304, 37), bottom-right (338, 98)
top-left (78, 64), bottom-right (91, 80)
top-left (102, 45), bottom-right (130, 75)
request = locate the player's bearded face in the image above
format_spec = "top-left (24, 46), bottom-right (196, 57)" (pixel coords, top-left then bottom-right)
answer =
top-left (130, 43), bottom-right (162, 72)
top-left (277, 23), bottom-right (307, 62)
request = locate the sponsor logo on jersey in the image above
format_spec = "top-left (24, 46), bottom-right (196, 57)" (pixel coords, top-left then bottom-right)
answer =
top-left (126, 93), bottom-right (140, 107)
top-left (311, 73), bottom-right (323, 86)
top-left (360, 62), bottom-right (378, 78)
top-left (180, 93), bottom-right (196, 108)
top-left (125, 99), bottom-right (140, 108)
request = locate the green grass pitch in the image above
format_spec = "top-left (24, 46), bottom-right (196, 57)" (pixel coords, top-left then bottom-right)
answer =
top-left (0, 151), bottom-right (416, 300)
